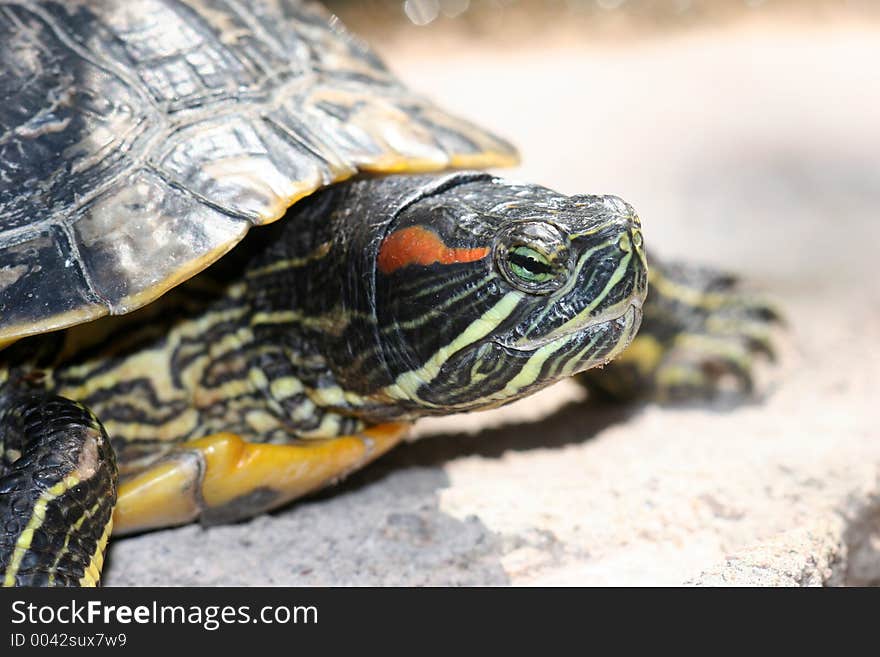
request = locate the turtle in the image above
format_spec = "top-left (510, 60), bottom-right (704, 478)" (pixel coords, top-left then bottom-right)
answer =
top-left (0, 0), bottom-right (776, 587)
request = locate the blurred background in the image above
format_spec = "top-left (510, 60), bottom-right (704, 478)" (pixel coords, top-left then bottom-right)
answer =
top-left (329, 0), bottom-right (880, 30)
top-left (107, 0), bottom-right (880, 586)
top-left (319, 0), bottom-right (880, 285)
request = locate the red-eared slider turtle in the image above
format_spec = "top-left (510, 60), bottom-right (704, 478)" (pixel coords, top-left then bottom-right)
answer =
top-left (0, 1), bottom-right (774, 586)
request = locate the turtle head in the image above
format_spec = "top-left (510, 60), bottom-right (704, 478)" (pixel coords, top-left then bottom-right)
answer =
top-left (368, 174), bottom-right (647, 417)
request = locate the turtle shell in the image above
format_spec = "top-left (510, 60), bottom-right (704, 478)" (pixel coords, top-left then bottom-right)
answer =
top-left (0, 0), bottom-right (517, 343)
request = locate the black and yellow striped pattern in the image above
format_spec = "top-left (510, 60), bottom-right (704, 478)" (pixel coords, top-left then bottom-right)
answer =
top-left (578, 256), bottom-right (781, 402)
top-left (0, 393), bottom-right (116, 587)
top-left (3, 172), bottom-right (647, 466)
top-left (0, 0), bottom-right (656, 589)
top-left (0, 172), bottom-right (647, 585)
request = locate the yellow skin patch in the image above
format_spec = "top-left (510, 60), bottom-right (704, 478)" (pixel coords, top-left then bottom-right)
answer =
top-left (78, 518), bottom-right (112, 588)
top-left (113, 423), bottom-right (409, 535)
top-left (113, 457), bottom-right (204, 534)
top-left (612, 334), bottom-right (665, 376)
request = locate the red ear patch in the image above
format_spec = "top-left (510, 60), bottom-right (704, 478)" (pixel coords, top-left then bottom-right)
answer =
top-left (377, 226), bottom-right (490, 275)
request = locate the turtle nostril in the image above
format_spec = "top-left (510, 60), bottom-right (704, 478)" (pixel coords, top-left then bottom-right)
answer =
top-left (631, 228), bottom-right (643, 249)
top-left (617, 232), bottom-right (632, 253)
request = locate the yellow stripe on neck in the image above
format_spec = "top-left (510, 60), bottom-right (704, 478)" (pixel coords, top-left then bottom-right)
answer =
top-left (2, 476), bottom-right (80, 587)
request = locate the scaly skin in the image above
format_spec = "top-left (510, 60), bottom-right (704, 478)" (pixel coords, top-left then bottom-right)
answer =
top-left (0, 387), bottom-right (115, 587)
top-left (578, 254), bottom-right (780, 403)
top-left (0, 173), bottom-right (646, 586)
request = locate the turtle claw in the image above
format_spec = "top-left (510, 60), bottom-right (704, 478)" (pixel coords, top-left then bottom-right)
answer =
top-left (578, 255), bottom-right (781, 404)
top-left (713, 295), bottom-right (784, 325)
top-left (705, 311), bottom-right (780, 360)
top-left (653, 333), bottom-right (758, 402)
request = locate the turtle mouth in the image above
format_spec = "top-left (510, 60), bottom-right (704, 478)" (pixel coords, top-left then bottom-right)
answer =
top-left (494, 298), bottom-right (643, 353)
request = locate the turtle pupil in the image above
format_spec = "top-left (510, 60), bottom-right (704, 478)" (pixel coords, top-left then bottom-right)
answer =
top-left (509, 251), bottom-right (552, 275)
top-left (508, 247), bottom-right (553, 283)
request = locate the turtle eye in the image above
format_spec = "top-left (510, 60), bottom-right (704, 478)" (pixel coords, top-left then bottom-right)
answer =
top-left (507, 246), bottom-right (554, 283)
top-left (496, 222), bottom-right (570, 294)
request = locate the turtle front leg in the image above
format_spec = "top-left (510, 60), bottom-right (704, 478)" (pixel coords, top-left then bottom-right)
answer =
top-left (112, 423), bottom-right (409, 535)
top-left (0, 384), bottom-right (117, 587)
top-left (578, 254), bottom-right (781, 402)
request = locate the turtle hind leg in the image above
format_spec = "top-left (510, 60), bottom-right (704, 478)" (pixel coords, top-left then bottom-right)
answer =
top-left (578, 254), bottom-right (782, 403)
top-left (112, 423), bottom-right (409, 535)
top-left (0, 385), bottom-right (117, 587)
